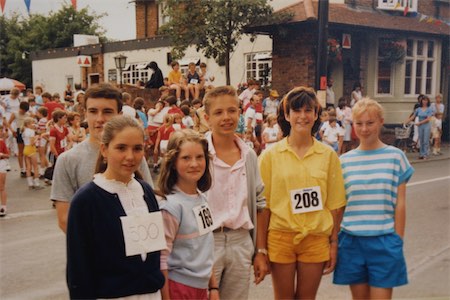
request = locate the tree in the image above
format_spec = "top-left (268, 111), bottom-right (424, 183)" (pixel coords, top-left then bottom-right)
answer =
top-left (160, 0), bottom-right (275, 85)
top-left (0, 4), bottom-right (106, 88)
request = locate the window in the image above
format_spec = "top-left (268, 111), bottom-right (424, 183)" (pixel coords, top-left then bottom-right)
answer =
top-left (244, 52), bottom-right (272, 87)
top-left (121, 63), bottom-right (150, 85)
top-left (376, 39), bottom-right (396, 95)
top-left (158, 3), bottom-right (170, 28)
top-left (378, 0), bottom-right (417, 12)
top-left (404, 39), bottom-right (437, 96)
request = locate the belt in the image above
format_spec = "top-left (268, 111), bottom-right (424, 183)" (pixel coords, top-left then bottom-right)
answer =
top-left (213, 226), bottom-right (234, 233)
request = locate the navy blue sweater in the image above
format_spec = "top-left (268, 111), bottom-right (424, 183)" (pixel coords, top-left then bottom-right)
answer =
top-left (66, 179), bottom-right (165, 299)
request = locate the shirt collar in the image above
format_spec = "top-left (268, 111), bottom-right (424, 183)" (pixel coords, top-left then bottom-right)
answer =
top-left (206, 132), bottom-right (249, 161)
top-left (277, 137), bottom-right (326, 157)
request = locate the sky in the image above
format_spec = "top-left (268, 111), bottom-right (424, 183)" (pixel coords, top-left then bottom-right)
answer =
top-left (1, 0), bottom-right (137, 41)
top-left (1, 0), bottom-right (299, 41)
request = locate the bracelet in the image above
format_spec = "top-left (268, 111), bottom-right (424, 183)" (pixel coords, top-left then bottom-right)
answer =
top-left (208, 287), bottom-right (219, 291)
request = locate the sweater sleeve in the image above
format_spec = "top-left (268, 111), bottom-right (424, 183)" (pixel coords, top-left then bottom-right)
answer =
top-left (66, 187), bottom-right (96, 299)
top-left (160, 210), bottom-right (180, 270)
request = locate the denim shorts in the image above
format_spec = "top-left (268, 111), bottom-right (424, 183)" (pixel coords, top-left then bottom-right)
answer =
top-left (333, 231), bottom-right (408, 288)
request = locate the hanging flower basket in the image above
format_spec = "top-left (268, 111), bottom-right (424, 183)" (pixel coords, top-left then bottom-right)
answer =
top-left (327, 38), bottom-right (342, 63)
top-left (379, 40), bottom-right (406, 65)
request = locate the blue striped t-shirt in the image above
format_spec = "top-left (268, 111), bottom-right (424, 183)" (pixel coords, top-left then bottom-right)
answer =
top-left (340, 146), bottom-right (414, 236)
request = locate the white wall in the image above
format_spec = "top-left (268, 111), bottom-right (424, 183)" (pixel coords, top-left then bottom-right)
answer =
top-left (103, 34), bottom-right (273, 88)
top-left (32, 57), bottom-right (81, 95)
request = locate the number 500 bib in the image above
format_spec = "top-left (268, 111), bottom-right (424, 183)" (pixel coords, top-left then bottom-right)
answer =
top-left (290, 186), bottom-right (323, 214)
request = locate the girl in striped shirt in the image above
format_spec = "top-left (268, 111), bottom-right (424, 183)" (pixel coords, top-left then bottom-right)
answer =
top-left (333, 98), bottom-right (414, 299)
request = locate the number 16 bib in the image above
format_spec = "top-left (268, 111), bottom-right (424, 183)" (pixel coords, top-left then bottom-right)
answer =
top-left (290, 186), bottom-right (323, 214)
top-left (193, 203), bottom-right (214, 236)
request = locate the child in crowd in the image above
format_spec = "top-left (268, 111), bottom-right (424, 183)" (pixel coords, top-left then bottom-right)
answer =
top-left (133, 97), bottom-right (148, 130)
top-left (49, 110), bottom-right (69, 161)
top-left (22, 117), bottom-right (43, 190)
top-left (7, 101), bottom-right (30, 177)
top-left (172, 113), bottom-right (185, 131)
top-left (431, 112), bottom-right (443, 155)
top-left (67, 112), bottom-right (86, 150)
top-left (261, 114), bottom-right (281, 151)
top-left (258, 87), bottom-right (346, 299)
top-left (243, 128), bottom-right (257, 150)
top-left (66, 116), bottom-right (165, 299)
top-left (154, 114), bottom-right (175, 171)
top-left (28, 98), bottom-right (38, 117)
top-left (334, 98), bottom-right (414, 299)
top-left (181, 105), bottom-right (194, 129)
top-left (203, 86), bottom-right (267, 299)
top-left (168, 61), bottom-right (189, 103)
top-left (0, 126), bottom-right (9, 216)
top-left (238, 79), bottom-right (259, 109)
top-left (186, 62), bottom-right (201, 100)
top-left (158, 129), bottom-right (217, 300)
top-left (315, 110), bottom-right (328, 141)
top-left (323, 117), bottom-right (340, 152)
top-left (199, 62), bottom-right (215, 90)
top-left (36, 107), bottom-right (49, 179)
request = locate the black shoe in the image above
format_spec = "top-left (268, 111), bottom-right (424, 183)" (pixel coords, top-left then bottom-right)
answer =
top-left (20, 172), bottom-right (26, 178)
top-left (0, 207), bottom-right (6, 217)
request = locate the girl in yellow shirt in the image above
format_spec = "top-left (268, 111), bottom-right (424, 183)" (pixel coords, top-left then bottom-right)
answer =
top-left (258, 86), bottom-right (346, 299)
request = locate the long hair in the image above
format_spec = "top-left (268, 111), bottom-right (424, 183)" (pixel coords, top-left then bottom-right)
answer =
top-left (95, 115), bottom-right (144, 179)
top-left (157, 129), bottom-right (212, 196)
top-left (277, 86), bottom-right (321, 137)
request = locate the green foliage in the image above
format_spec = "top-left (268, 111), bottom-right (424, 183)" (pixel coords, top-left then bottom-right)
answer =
top-left (159, 0), bottom-right (275, 84)
top-left (0, 4), bottom-right (106, 88)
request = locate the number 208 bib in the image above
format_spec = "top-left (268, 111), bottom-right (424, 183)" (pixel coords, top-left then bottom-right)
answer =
top-left (290, 186), bottom-right (323, 214)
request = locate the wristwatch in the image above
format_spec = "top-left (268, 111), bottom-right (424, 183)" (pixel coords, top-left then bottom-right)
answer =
top-left (256, 248), bottom-right (268, 255)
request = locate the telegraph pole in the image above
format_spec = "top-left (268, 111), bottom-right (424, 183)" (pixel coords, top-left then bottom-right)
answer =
top-left (315, 0), bottom-right (329, 101)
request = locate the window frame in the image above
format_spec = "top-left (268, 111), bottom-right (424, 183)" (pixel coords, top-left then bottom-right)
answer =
top-left (375, 38), bottom-right (395, 97)
top-left (121, 63), bottom-right (150, 85)
top-left (244, 52), bottom-right (272, 87)
top-left (404, 38), bottom-right (438, 97)
top-left (377, 0), bottom-right (418, 12)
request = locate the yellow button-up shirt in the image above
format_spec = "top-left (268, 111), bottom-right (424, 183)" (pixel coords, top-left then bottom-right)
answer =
top-left (259, 138), bottom-right (346, 244)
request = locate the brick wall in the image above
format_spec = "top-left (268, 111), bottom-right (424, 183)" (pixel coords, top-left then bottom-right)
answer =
top-left (272, 27), bottom-right (317, 95)
top-left (135, 1), bottom-right (159, 39)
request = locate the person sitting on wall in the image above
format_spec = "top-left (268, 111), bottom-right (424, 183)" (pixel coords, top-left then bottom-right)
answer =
top-left (145, 61), bottom-right (164, 89)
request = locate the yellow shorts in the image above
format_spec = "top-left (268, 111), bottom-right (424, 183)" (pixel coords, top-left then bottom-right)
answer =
top-left (268, 230), bottom-right (330, 264)
top-left (24, 145), bottom-right (37, 157)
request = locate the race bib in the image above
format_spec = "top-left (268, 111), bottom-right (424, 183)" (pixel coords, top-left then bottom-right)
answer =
top-left (193, 203), bottom-right (214, 236)
top-left (60, 138), bottom-right (67, 149)
top-left (190, 79), bottom-right (199, 84)
top-left (290, 186), bottom-right (323, 214)
top-left (120, 211), bottom-right (167, 257)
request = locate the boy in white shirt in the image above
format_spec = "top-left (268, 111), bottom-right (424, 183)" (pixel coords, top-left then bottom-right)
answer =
top-left (323, 117), bottom-right (340, 152)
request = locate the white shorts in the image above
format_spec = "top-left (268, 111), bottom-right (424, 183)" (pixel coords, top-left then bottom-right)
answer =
top-left (0, 160), bottom-right (8, 173)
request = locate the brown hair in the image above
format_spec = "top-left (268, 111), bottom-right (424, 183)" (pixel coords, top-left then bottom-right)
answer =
top-left (157, 129), bottom-right (212, 196)
top-left (277, 86), bottom-right (321, 137)
top-left (84, 83), bottom-right (123, 112)
top-left (67, 112), bottom-right (81, 126)
top-left (95, 116), bottom-right (144, 179)
top-left (52, 110), bottom-right (67, 123)
top-left (203, 86), bottom-right (239, 114)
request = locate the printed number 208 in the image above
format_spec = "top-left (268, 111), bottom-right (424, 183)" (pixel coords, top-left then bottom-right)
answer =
top-left (295, 191), bottom-right (319, 209)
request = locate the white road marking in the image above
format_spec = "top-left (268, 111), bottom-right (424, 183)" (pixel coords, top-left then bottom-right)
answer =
top-left (407, 176), bottom-right (450, 187)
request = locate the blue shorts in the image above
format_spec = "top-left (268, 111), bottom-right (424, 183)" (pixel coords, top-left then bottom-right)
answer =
top-left (333, 231), bottom-right (408, 288)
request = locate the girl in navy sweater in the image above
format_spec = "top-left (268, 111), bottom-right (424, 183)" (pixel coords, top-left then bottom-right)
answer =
top-left (66, 116), bottom-right (165, 299)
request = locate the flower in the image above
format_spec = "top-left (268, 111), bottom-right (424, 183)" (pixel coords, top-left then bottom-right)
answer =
top-left (327, 38), bottom-right (342, 62)
top-left (379, 40), bottom-right (406, 64)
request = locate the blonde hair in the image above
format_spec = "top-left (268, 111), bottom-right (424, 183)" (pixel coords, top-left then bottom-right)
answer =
top-left (21, 117), bottom-right (35, 132)
top-left (157, 129), bottom-right (212, 196)
top-left (203, 86), bottom-right (239, 114)
top-left (352, 97), bottom-right (384, 120)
